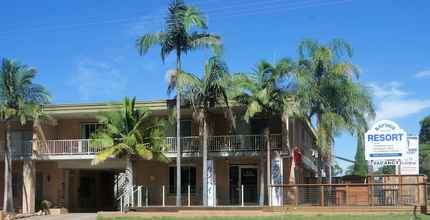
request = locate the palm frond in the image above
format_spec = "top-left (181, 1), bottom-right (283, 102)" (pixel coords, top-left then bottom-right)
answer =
top-left (189, 32), bottom-right (223, 56)
top-left (182, 6), bottom-right (207, 30)
top-left (136, 32), bottom-right (165, 56)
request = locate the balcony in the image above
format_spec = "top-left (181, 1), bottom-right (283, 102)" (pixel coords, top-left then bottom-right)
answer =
top-left (0, 134), bottom-right (283, 159)
top-left (165, 134), bottom-right (282, 153)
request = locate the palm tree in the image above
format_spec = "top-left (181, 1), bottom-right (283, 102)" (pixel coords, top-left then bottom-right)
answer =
top-left (296, 39), bottom-right (374, 183)
top-left (91, 97), bottom-right (169, 202)
top-left (136, 0), bottom-right (222, 205)
top-left (0, 58), bottom-right (50, 214)
top-left (230, 59), bottom-right (292, 205)
top-left (178, 56), bottom-right (231, 206)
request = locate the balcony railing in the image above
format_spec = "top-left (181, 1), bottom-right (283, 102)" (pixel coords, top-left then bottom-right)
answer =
top-left (166, 134), bottom-right (282, 153)
top-left (0, 134), bottom-right (283, 157)
top-left (35, 139), bottom-right (104, 155)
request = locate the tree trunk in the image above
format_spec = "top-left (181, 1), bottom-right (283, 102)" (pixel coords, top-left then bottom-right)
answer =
top-left (202, 112), bottom-right (208, 206)
top-left (265, 127), bottom-right (271, 206)
top-left (125, 157), bottom-right (134, 209)
top-left (282, 113), bottom-right (296, 184)
top-left (4, 120), bottom-right (14, 213)
top-left (126, 157), bottom-right (134, 190)
top-left (316, 113), bottom-right (325, 183)
top-left (259, 153), bottom-right (265, 206)
top-left (176, 51), bottom-right (182, 207)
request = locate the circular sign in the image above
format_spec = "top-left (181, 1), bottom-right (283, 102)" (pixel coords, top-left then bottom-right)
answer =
top-left (365, 120), bottom-right (407, 161)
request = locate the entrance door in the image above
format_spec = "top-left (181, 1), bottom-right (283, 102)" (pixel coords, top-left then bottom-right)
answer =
top-left (35, 173), bottom-right (44, 211)
top-left (229, 166), bottom-right (240, 204)
top-left (78, 175), bottom-right (97, 211)
top-left (229, 166), bottom-right (258, 205)
top-left (241, 168), bottom-right (258, 204)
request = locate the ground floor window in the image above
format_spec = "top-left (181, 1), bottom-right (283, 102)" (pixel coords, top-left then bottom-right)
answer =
top-left (169, 166), bottom-right (196, 194)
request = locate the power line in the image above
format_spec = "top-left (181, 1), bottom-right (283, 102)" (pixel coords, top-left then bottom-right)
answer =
top-left (0, 0), bottom-right (352, 39)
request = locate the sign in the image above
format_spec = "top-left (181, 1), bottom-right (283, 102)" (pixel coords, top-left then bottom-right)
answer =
top-left (401, 136), bottom-right (419, 175)
top-left (207, 160), bottom-right (216, 206)
top-left (365, 120), bottom-right (407, 160)
top-left (271, 157), bottom-right (283, 206)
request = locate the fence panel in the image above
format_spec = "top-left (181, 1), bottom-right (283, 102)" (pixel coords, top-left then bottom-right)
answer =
top-left (274, 183), bottom-right (427, 208)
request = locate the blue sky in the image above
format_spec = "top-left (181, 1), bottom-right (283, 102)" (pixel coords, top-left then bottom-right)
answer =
top-left (1, 0), bottom-right (430, 171)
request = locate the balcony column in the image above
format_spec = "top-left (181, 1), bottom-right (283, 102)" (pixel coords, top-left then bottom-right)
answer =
top-left (22, 158), bottom-right (36, 214)
top-left (64, 170), bottom-right (70, 209)
top-left (271, 152), bottom-right (283, 206)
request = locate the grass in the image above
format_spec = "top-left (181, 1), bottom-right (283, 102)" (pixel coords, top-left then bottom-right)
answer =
top-left (97, 214), bottom-right (430, 220)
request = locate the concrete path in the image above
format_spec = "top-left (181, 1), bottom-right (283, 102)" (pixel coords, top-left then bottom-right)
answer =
top-left (27, 213), bottom-right (97, 220)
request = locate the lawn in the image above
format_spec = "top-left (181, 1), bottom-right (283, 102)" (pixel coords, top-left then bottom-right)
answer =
top-left (97, 214), bottom-right (430, 220)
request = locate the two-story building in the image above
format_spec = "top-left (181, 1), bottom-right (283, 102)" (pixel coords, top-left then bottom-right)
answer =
top-left (0, 99), bottom-right (320, 213)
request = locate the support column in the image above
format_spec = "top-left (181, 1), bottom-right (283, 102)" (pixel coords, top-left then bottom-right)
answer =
top-left (271, 153), bottom-right (283, 206)
top-left (22, 159), bottom-right (36, 214)
top-left (207, 160), bottom-right (216, 206)
top-left (64, 170), bottom-right (70, 209)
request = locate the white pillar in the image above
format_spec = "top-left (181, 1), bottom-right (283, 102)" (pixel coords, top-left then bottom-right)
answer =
top-left (22, 159), bottom-right (36, 214)
top-left (207, 160), bottom-right (216, 207)
top-left (271, 154), bottom-right (283, 206)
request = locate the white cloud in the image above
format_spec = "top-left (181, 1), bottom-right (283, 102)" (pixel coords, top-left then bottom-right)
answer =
top-left (71, 60), bottom-right (127, 101)
top-left (368, 81), bottom-right (407, 99)
top-left (374, 99), bottom-right (430, 121)
top-left (415, 69), bottom-right (430, 78)
top-left (369, 81), bottom-right (430, 121)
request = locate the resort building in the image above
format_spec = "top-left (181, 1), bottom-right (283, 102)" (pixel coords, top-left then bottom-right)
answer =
top-left (0, 99), bottom-right (320, 213)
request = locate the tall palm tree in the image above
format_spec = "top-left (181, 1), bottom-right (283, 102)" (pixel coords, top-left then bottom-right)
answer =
top-left (230, 59), bottom-right (292, 205)
top-left (178, 56), bottom-right (231, 206)
top-left (296, 39), bottom-right (374, 183)
top-left (136, 0), bottom-right (222, 205)
top-left (0, 58), bottom-right (50, 214)
top-left (91, 97), bottom-right (169, 202)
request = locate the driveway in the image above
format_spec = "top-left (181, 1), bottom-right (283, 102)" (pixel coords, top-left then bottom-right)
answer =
top-left (27, 213), bottom-right (97, 220)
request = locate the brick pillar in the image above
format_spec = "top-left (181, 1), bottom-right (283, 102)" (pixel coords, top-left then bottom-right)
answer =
top-left (22, 159), bottom-right (36, 214)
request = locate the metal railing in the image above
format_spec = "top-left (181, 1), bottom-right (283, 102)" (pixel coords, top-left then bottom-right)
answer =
top-left (271, 183), bottom-right (428, 208)
top-left (167, 134), bottom-right (282, 153)
top-left (35, 139), bottom-right (104, 155)
top-left (32, 134), bottom-right (283, 156)
top-left (117, 184), bottom-right (203, 211)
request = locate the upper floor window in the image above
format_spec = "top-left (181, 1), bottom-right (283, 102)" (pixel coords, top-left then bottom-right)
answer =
top-left (165, 120), bottom-right (192, 137)
top-left (180, 120), bottom-right (192, 137)
top-left (80, 123), bottom-right (103, 139)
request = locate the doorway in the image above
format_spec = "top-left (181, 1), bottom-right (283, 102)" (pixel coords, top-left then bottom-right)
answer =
top-left (68, 170), bottom-right (116, 212)
top-left (229, 165), bottom-right (258, 205)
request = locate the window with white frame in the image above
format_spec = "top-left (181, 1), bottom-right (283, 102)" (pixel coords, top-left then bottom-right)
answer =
top-left (80, 123), bottom-right (103, 139)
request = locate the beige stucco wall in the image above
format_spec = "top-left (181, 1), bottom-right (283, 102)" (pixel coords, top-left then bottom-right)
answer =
top-left (35, 161), bottom-right (65, 207)
top-left (133, 157), bottom-right (260, 206)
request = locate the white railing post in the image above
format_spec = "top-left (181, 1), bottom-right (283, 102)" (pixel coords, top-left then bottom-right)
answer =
top-left (120, 196), bottom-right (123, 212)
top-left (188, 185), bottom-right (191, 207)
top-left (162, 185), bottom-right (165, 207)
top-left (131, 186), bottom-right (134, 208)
top-left (138, 186), bottom-right (142, 207)
top-left (78, 140), bottom-right (84, 154)
top-left (241, 184), bottom-right (244, 207)
top-left (145, 187), bottom-right (149, 207)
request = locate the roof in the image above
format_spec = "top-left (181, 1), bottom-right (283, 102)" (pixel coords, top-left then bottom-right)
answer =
top-left (42, 99), bottom-right (171, 118)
